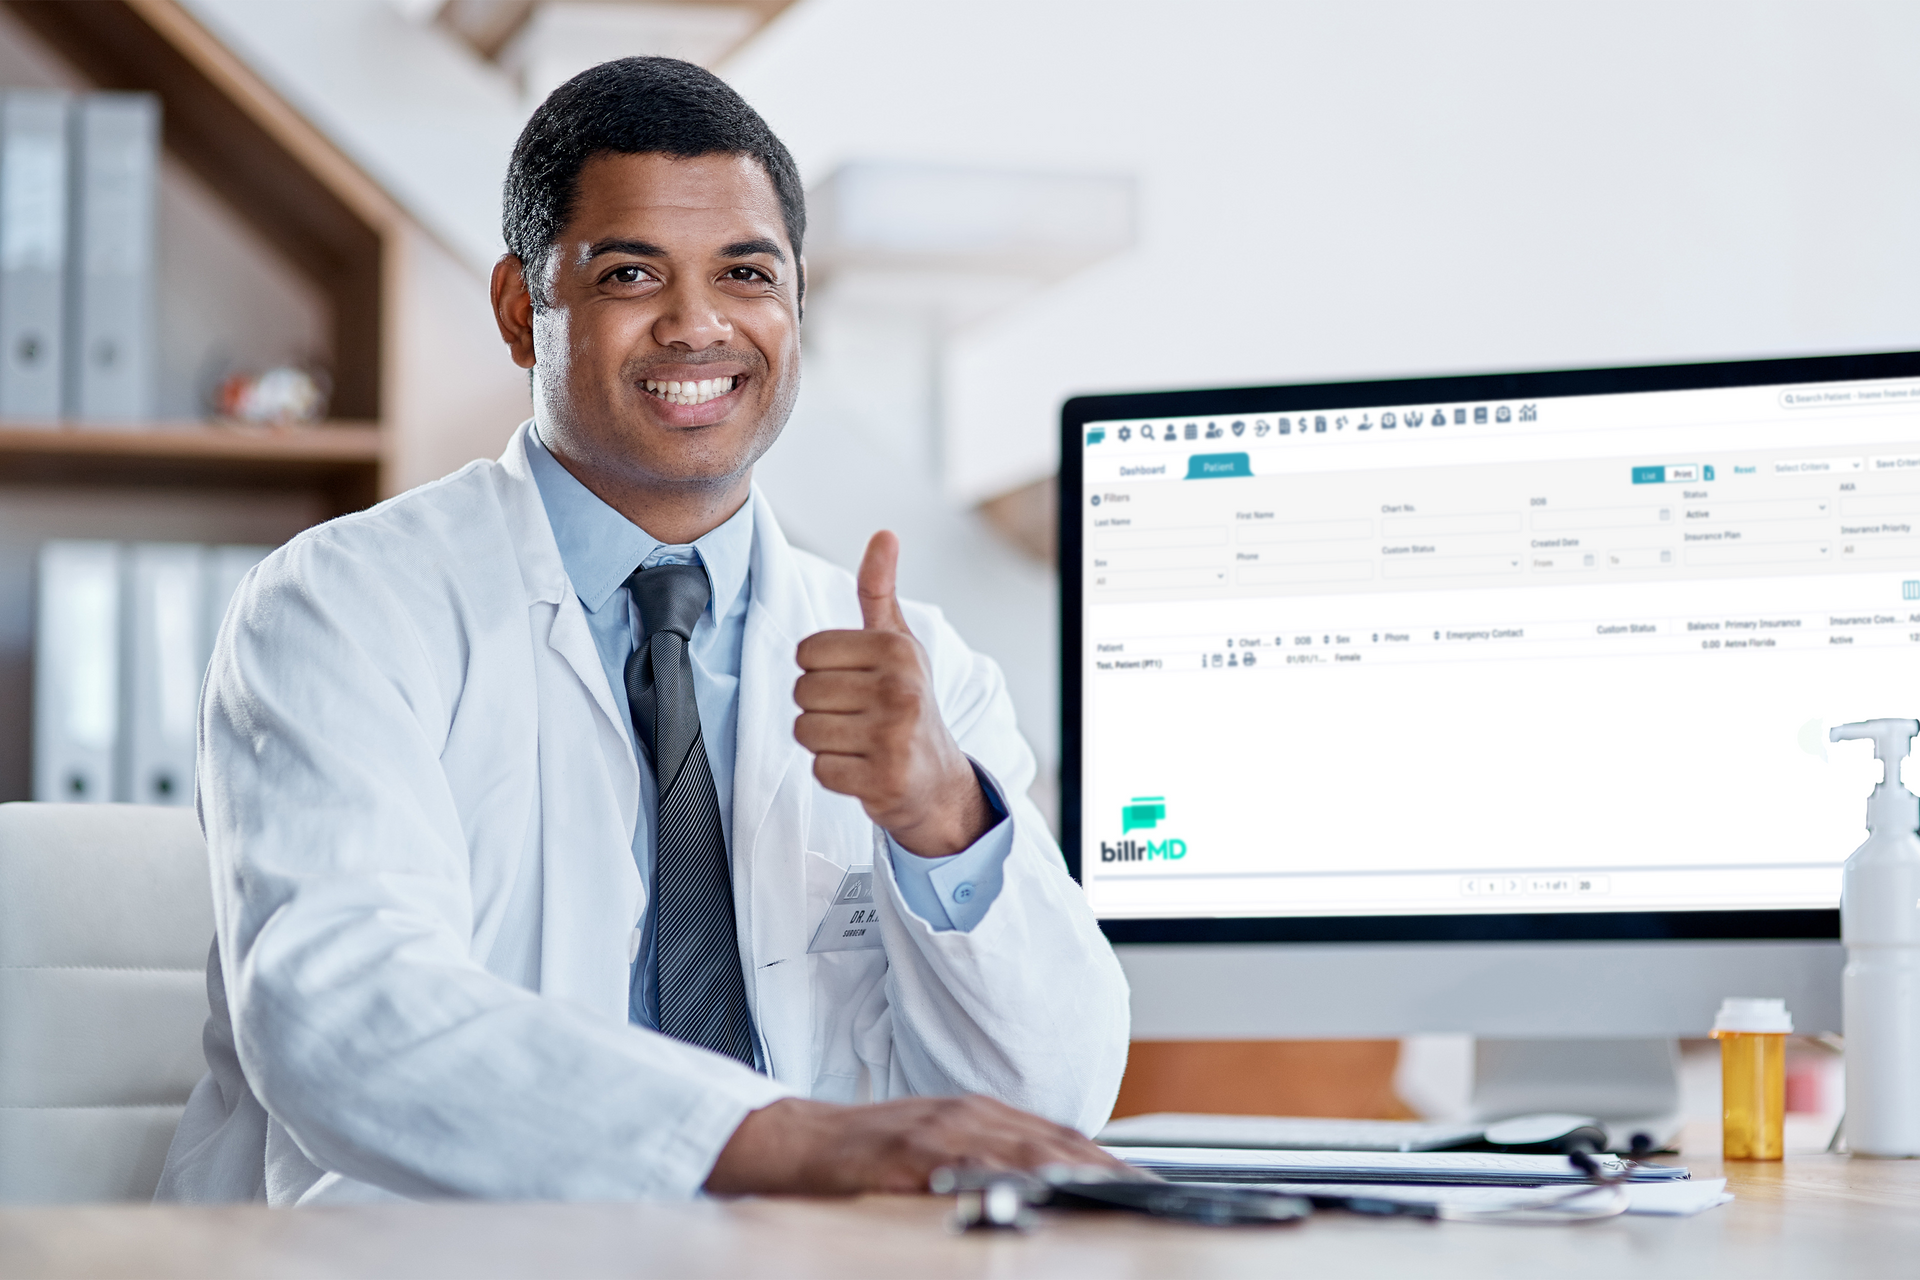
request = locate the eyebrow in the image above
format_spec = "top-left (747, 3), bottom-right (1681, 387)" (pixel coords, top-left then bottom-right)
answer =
top-left (583, 237), bottom-right (788, 264)
top-left (585, 239), bottom-right (668, 260)
top-left (718, 238), bottom-right (788, 264)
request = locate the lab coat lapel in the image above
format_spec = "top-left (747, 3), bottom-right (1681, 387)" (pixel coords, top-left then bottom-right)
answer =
top-left (498, 425), bottom-right (642, 1013)
top-left (544, 588), bottom-right (635, 756)
top-left (734, 487), bottom-right (819, 1083)
top-left (532, 599), bottom-right (642, 1011)
top-left (497, 420), bottom-right (636, 755)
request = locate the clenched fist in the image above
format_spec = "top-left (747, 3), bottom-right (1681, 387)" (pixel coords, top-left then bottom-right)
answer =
top-left (793, 531), bottom-right (995, 858)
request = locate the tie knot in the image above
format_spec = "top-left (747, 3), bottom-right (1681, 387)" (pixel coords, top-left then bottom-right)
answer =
top-left (626, 562), bottom-right (710, 642)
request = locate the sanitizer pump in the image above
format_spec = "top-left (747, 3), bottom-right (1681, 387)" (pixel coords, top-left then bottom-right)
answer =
top-left (1830, 718), bottom-right (1920, 1157)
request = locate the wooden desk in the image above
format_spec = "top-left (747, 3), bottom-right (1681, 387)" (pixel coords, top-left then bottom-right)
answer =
top-left (3, 1148), bottom-right (1916, 1279)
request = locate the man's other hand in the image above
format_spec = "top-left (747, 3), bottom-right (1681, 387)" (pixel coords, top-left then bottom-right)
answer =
top-left (703, 1095), bottom-right (1130, 1195)
top-left (793, 531), bottom-right (995, 857)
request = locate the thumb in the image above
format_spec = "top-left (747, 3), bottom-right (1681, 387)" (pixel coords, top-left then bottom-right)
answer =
top-left (857, 530), bottom-right (909, 633)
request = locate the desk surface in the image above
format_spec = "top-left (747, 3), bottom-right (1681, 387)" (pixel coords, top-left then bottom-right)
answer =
top-left (4, 1145), bottom-right (1917, 1279)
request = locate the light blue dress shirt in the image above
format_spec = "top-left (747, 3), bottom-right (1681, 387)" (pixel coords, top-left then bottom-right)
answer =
top-left (526, 430), bottom-right (1012, 1035)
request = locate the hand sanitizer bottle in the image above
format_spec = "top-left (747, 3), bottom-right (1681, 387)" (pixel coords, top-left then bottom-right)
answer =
top-left (1829, 718), bottom-right (1920, 1157)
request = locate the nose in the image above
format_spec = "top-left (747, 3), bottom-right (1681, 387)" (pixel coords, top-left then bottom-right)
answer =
top-left (651, 275), bottom-right (734, 351)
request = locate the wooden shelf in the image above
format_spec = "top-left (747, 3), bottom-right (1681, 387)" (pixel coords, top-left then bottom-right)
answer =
top-left (0, 2), bottom-right (530, 512)
top-left (0, 420), bottom-right (380, 459)
top-left (0, 422), bottom-right (382, 514)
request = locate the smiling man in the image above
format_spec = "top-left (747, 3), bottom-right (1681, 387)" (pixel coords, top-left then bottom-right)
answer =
top-left (155, 59), bottom-right (1130, 1203)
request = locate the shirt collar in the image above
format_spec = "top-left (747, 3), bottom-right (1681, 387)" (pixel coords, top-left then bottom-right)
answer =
top-left (526, 425), bottom-right (752, 621)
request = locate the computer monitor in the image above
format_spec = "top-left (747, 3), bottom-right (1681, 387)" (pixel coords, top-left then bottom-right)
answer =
top-left (1060, 352), bottom-right (1917, 1109)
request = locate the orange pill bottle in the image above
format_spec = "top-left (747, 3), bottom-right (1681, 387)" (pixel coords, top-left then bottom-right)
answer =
top-left (1711, 997), bottom-right (1791, 1161)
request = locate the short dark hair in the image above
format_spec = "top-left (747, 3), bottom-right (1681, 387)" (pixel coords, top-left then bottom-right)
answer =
top-left (501, 57), bottom-right (805, 304)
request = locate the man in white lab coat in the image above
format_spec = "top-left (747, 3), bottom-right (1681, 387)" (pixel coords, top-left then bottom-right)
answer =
top-left (156, 58), bottom-right (1130, 1203)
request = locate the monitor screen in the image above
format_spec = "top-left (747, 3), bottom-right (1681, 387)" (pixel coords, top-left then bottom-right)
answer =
top-left (1060, 352), bottom-right (1920, 943)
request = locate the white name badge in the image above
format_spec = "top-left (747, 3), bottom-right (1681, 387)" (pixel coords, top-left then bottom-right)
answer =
top-left (807, 864), bottom-right (883, 953)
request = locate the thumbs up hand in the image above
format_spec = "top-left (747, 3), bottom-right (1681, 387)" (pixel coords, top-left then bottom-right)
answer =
top-left (794, 531), bottom-right (995, 857)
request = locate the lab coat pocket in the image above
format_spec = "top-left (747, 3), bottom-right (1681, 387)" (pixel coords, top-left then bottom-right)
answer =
top-left (804, 849), bottom-right (889, 1091)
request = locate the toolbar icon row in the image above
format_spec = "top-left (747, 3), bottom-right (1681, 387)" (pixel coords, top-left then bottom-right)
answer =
top-left (1089, 404), bottom-right (1537, 445)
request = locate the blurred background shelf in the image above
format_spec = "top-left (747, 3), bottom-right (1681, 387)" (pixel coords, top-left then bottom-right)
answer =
top-left (0, 0), bottom-right (528, 801)
top-left (0, 422), bottom-right (381, 514)
top-left (0, 0), bottom-right (528, 503)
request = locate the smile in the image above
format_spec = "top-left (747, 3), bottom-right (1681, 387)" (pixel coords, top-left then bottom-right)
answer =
top-left (645, 376), bottom-right (737, 406)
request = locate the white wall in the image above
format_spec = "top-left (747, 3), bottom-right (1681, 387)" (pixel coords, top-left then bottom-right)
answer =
top-left (726, 0), bottom-right (1920, 502)
top-left (185, 0), bottom-right (521, 274)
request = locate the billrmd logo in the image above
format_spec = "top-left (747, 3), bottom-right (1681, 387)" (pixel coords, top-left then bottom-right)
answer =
top-left (1101, 795), bottom-right (1186, 862)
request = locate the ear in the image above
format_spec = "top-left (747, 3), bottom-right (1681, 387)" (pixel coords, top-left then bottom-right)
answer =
top-left (796, 254), bottom-right (807, 323)
top-left (490, 254), bottom-right (538, 370)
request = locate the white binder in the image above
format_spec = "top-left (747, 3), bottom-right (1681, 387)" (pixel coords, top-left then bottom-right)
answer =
top-left (203, 544), bottom-right (268, 667)
top-left (0, 91), bottom-right (69, 422)
top-left (123, 543), bottom-right (205, 806)
top-left (66, 93), bottom-right (157, 423)
top-left (33, 540), bottom-right (122, 802)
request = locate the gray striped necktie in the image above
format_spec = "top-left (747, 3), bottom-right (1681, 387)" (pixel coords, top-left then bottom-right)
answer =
top-left (624, 562), bottom-right (755, 1068)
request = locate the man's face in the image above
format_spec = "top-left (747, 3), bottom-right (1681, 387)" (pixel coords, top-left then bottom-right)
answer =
top-left (517, 151), bottom-right (802, 497)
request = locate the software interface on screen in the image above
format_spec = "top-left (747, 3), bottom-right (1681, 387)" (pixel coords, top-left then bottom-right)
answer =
top-left (1076, 373), bottom-right (1920, 921)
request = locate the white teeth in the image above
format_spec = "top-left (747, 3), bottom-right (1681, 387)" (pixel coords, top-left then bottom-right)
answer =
top-left (648, 375), bottom-right (736, 406)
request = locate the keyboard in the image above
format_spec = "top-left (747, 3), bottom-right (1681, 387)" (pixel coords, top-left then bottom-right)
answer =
top-left (1095, 1113), bottom-right (1488, 1153)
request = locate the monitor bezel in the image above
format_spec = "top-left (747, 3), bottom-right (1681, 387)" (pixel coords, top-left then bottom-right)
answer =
top-left (1060, 348), bottom-right (1920, 945)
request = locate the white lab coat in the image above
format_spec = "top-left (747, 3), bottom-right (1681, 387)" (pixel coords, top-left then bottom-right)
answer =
top-left (155, 423), bottom-right (1130, 1205)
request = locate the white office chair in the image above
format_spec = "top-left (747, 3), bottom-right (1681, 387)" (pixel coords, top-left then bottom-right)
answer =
top-left (0, 802), bottom-right (213, 1203)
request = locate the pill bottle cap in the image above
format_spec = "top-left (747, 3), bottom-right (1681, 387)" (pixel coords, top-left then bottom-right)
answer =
top-left (1711, 997), bottom-right (1793, 1034)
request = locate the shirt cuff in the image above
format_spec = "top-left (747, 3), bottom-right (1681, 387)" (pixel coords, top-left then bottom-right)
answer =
top-left (884, 760), bottom-right (1013, 932)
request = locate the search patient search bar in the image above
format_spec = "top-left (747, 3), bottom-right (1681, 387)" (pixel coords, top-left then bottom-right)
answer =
top-left (1779, 382), bottom-right (1920, 410)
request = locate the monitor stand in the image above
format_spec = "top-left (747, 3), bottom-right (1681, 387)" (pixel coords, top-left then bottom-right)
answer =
top-left (1469, 1038), bottom-right (1684, 1151)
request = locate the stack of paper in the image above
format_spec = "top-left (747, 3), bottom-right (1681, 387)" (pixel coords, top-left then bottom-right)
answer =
top-left (1103, 1146), bottom-right (1728, 1220)
top-left (1098, 1112), bottom-right (1487, 1152)
top-left (1261, 1179), bottom-right (1733, 1218)
top-left (1104, 1146), bottom-right (1689, 1186)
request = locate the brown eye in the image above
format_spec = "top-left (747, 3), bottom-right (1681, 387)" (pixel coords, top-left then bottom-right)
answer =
top-left (610, 265), bottom-right (643, 284)
top-left (726, 266), bottom-right (768, 282)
